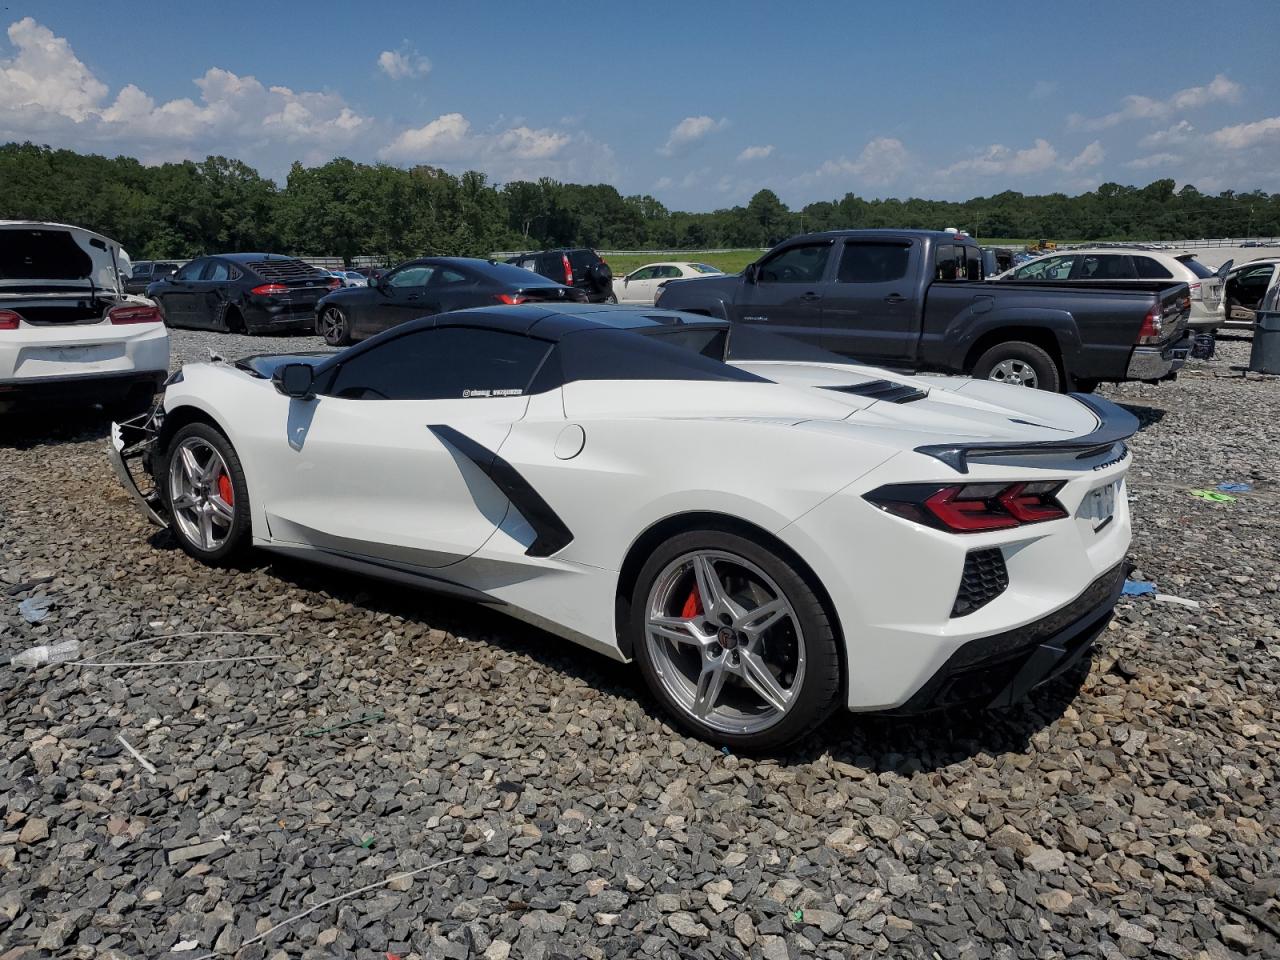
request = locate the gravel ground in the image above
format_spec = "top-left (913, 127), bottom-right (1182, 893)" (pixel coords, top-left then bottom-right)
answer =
top-left (0, 329), bottom-right (1277, 960)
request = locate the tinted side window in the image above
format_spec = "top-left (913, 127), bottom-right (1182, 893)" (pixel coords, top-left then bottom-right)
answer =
top-left (630, 267), bottom-right (658, 281)
top-left (759, 243), bottom-right (831, 283)
top-left (174, 260), bottom-right (205, 281)
top-left (326, 327), bottom-right (551, 401)
top-left (430, 268), bottom-right (470, 286)
top-left (387, 265), bottom-right (433, 288)
top-left (1077, 255), bottom-right (1136, 280)
top-left (1134, 257), bottom-right (1173, 279)
top-left (203, 260), bottom-right (231, 282)
top-left (965, 246), bottom-right (982, 281)
top-left (837, 242), bottom-right (910, 283)
top-left (935, 244), bottom-right (962, 281)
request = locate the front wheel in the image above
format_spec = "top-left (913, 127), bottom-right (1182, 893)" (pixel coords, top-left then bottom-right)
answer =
top-left (630, 530), bottom-right (841, 751)
top-left (317, 306), bottom-right (352, 346)
top-left (160, 422), bottom-right (251, 565)
top-left (971, 340), bottom-right (1062, 392)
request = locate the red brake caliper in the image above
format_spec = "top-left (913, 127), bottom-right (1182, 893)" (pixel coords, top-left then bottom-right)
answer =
top-left (680, 588), bottom-right (701, 619)
top-left (216, 472), bottom-right (234, 505)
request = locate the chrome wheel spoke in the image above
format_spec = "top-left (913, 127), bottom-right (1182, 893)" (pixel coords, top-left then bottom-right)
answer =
top-left (171, 492), bottom-right (199, 511)
top-left (208, 495), bottom-right (235, 524)
top-left (178, 446), bottom-right (202, 483)
top-left (692, 553), bottom-right (744, 620)
top-left (198, 508), bottom-right (215, 550)
top-left (693, 664), bottom-right (728, 718)
top-left (649, 615), bottom-right (707, 648)
top-left (737, 598), bottom-right (788, 639)
top-left (739, 651), bottom-right (791, 713)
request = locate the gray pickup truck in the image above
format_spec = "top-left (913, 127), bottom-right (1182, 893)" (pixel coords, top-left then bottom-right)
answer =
top-left (655, 229), bottom-right (1192, 391)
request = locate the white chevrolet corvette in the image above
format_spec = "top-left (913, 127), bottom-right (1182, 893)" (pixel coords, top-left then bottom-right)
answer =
top-left (111, 306), bottom-right (1136, 749)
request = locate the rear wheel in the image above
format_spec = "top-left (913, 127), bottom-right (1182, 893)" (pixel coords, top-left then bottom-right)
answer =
top-left (317, 306), bottom-right (351, 346)
top-left (222, 304), bottom-right (246, 335)
top-left (971, 340), bottom-right (1061, 392)
top-left (160, 423), bottom-right (250, 565)
top-left (630, 530), bottom-right (841, 750)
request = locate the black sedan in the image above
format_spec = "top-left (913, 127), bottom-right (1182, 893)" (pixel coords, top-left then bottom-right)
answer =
top-left (148, 254), bottom-right (338, 334)
top-left (313, 257), bottom-right (585, 345)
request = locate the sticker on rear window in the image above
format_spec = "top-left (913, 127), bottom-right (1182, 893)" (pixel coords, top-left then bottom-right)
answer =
top-left (462, 388), bottom-right (522, 398)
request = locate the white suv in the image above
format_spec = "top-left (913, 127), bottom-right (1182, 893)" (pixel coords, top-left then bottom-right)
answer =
top-left (999, 248), bottom-right (1225, 329)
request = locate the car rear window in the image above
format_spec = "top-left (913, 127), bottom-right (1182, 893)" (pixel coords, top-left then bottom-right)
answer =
top-left (691, 263), bottom-right (721, 274)
top-left (546, 328), bottom-right (767, 387)
top-left (1175, 256), bottom-right (1215, 279)
top-left (568, 250), bottom-right (600, 270)
top-left (0, 229), bottom-right (93, 280)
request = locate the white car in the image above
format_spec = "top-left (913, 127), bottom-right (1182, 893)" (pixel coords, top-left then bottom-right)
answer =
top-left (1, 221), bottom-right (169, 412)
top-left (999, 248), bottom-right (1226, 329)
top-left (1219, 257), bottom-right (1279, 329)
top-left (325, 270), bottom-right (368, 288)
top-left (612, 262), bottom-right (723, 304)
top-left (110, 306), bottom-right (1134, 749)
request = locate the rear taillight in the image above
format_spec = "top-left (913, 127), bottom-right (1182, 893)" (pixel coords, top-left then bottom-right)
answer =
top-left (0, 309), bottom-right (21, 330)
top-left (1137, 307), bottom-right (1163, 345)
top-left (251, 283), bottom-right (289, 296)
top-left (495, 293), bottom-right (529, 305)
top-left (596, 251), bottom-right (607, 264)
top-left (866, 480), bottom-right (1068, 533)
top-left (1189, 281), bottom-right (1202, 300)
top-left (562, 254), bottom-right (573, 286)
top-left (108, 304), bottom-right (162, 325)
top-left (327, 277), bottom-right (342, 289)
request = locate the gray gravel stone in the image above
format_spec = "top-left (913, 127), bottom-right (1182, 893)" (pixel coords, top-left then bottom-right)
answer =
top-left (0, 328), bottom-right (1276, 959)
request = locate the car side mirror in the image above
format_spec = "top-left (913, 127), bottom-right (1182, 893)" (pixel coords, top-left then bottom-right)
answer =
top-left (273, 362), bottom-right (316, 399)
top-left (743, 263), bottom-right (758, 284)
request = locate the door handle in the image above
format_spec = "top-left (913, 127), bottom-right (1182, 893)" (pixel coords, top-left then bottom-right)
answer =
top-left (884, 294), bottom-right (905, 304)
top-left (800, 292), bottom-right (822, 302)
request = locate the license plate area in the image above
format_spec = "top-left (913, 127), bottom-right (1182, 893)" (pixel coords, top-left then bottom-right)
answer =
top-left (1078, 480), bottom-right (1119, 532)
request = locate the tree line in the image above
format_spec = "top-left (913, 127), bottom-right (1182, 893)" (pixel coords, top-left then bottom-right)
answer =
top-left (2, 141), bottom-right (1278, 264)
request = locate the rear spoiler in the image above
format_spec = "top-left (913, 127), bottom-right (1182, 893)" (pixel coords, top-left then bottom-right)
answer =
top-left (915, 394), bottom-right (1139, 474)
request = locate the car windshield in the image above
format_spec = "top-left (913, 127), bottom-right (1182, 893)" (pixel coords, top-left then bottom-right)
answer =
top-left (691, 263), bottom-right (721, 274)
top-left (1175, 256), bottom-right (1215, 279)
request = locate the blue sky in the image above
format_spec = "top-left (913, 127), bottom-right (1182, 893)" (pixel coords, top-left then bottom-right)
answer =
top-left (2, 1), bottom-right (1278, 210)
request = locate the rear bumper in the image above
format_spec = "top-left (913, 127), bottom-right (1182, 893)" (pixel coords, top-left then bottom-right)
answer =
top-left (245, 301), bottom-right (318, 333)
top-left (1126, 332), bottom-right (1191, 381)
top-left (0, 368), bottom-right (164, 403)
top-left (889, 561), bottom-right (1125, 713)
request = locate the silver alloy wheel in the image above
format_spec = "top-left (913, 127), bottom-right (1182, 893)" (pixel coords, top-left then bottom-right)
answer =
top-left (168, 437), bottom-right (235, 551)
top-left (644, 550), bottom-right (805, 735)
top-left (318, 307), bottom-right (346, 344)
top-left (987, 358), bottom-right (1038, 388)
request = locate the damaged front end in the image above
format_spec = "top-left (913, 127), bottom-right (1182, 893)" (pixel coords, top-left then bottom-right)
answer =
top-left (108, 401), bottom-right (168, 528)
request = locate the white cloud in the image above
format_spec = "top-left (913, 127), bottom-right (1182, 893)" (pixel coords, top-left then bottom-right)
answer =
top-left (940, 138), bottom-right (1059, 179)
top-left (0, 17), bottom-right (369, 170)
top-left (1140, 120), bottom-right (1195, 149)
top-left (380, 112), bottom-right (614, 182)
top-left (658, 115), bottom-right (727, 156)
top-left (1125, 152), bottom-right (1181, 170)
top-left (377, 47), bottom-right (430, 80)
top-left (808, 137), bottom-right (910, 187)
top-left (1210, 116), bottom-right (1280, 150)
top-left (1063, 140), bottom-right (1104, 172)
top-left (1068, 74), bottom-right (1240, 131)
top-left (0, 17), bottom-right (106, 121)
top-left (736, 144), bottom-right (774, 162)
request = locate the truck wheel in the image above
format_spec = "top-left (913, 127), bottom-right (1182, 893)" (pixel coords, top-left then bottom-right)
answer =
top-left (972, 341), bottom-right (1061, 392)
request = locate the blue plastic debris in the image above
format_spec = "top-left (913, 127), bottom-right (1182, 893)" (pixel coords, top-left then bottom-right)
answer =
top-left (1122, 580), bottom-right (1156, 597)
top-left (1216, 482), bottom-right (1252, 493)
top-left (18, 596), bottom-right (51, 623)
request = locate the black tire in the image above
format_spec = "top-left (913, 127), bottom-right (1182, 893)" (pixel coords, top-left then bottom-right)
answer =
top-left (629, 529), bottom-right (841, 751)
top-left (971, 340), bottom-right (1062, 392)
top-left (159, 422), bottom-right (251, 566)
top-left (605, 294), bottom-right (618, 304)
top-left (317, 306), bottom-right (352, 346)
top-left (587, 262), bottom-right (613, 294)
top-left (221, 304), bottom-right (246, 335)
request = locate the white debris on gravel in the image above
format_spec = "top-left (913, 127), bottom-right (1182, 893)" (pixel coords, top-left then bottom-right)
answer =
top-left (0, 327), bottom-right (1276, 958)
